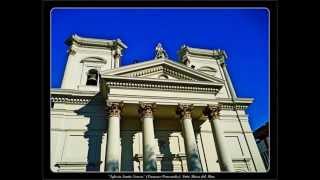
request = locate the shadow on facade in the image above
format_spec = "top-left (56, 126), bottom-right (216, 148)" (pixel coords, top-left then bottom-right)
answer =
top-left (75, 93), bottom-right (106, 172)
top-left (143, 145), bottom-right (158, 171)
top-left (105, 160), bottom-right (119, 171)
top-left (156, 131), bottom-right (174, 171)
top-left (187, 149), bottom-right (202, 172)
top-left (120, 131), bottom-right (134, 171)
top-left (188, 121), bottom-right (203, 172)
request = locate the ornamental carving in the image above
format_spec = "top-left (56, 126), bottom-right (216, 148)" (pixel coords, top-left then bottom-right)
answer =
top-left (138, 102), bottom-right (156, 119)
top-left (106, 101), bottom-right (124, 117)
top-left (203, 104), bottom-right (221, 120)
top-left (50, 95), bottom-right (100, 105)
top-left (176, 104), bottom-right (193, 119)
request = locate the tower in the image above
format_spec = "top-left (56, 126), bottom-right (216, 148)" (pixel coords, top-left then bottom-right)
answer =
top-left (60, 34), bottom-right (127, 91)
top-left (179, 45), bottom-right (236, 98)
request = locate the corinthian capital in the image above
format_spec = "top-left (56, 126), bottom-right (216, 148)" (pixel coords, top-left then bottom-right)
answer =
top-left (203, 104), bottom-right (221, 120)
top-left (176, 104), bottom-right (194, 119)
top-left (106, 101), bottom-right (124, 117)
top-left (138, 102), bottom-right (157, 119)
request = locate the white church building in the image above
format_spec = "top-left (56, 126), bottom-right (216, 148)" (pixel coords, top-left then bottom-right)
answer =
top-left (50, 34), bottom-right (266, 173)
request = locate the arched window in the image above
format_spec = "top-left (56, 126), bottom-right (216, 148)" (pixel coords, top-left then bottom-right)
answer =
top-left (86, 69), bottom-right (99, 86)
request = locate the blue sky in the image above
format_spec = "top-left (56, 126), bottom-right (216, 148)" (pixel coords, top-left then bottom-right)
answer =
top-left (51, 8), bottom-right (269, 130)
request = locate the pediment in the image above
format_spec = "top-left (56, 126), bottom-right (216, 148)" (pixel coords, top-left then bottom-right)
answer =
top-left (101, 58), bottom-right (224, 83)
top-left (117, 64), bottom-right (200, 81)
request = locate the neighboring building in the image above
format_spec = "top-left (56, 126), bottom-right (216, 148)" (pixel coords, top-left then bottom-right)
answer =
top-left (254, 122), bottom-right (269, 170)
top-left (50, 34), bottom-right (266, 172)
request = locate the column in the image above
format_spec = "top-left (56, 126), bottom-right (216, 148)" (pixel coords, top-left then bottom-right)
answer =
top-left (176, 104), bottom-right (202, 172)
top-left (105, 101), bottom-right (123, 171)
top-left (138, 102), bottom-right (157, 171)
top-left (203, 104), bottom-right (234, 172)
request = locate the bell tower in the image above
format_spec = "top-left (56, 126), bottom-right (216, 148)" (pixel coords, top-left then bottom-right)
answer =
top-left (60, 34), bottom-right (127, 91)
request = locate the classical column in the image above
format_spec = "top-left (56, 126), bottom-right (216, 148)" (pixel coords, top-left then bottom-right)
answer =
top-left (176, 104), bottom-right (202, 172)
top-left (203, 104), bottom-right (234, 172)
top-left (105, 101), bottom-right (124, 171)
top-left (138, 102), bottom-right (157, 171)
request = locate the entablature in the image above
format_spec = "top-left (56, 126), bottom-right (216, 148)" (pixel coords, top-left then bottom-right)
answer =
top-left (51, 89), bottom-right (103, 105)
top-left (102, 75), bottom-right (223, 95)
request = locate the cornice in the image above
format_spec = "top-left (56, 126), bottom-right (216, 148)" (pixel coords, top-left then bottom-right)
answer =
top-left (217, 97), bottom-right (254, 104)
top-left (65, 34), bottom-right (127, 49)
top-left (108, 94), bottom-right (216, 102)
top-left (106, 81), bottom-right (220, 95)
top-left (50, 89), bottom-right (103, 105)
top-left (103, 75), bottom-right (222, 86)
top-left (103, 75), bottom-right (222, 95)
top-left (50, 89), bottom-right (252, 110)
top-left (218, 98), bottom-right (254, 110)
top-left (51, 88), bottom-right (99, 96)
top-left (51, 96), bottom-right (93, 105)
top-left (219, 103), bottom-right (249, 111)
top-left (179, 45), bottom-right (228, 60)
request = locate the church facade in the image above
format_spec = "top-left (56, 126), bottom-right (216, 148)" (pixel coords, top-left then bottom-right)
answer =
top-left (50, 34), bottom-right (266, 172)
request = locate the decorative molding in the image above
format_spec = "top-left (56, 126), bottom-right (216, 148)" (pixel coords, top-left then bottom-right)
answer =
top-left (51, 88), bottom-right (99, 95)
top-left (179, 45), bottom-right (228, 60)
top-left (203, 104), bottom-right (221, 120)
top-left (51, 89), bottom-right (251, 110)
top-left (176, 104), bottom-right (193, 119)
top-left (106, 101), bottom-right (124, 117)
top-left (105, 80), bottom-right (220, 95)
top-left (138, 102), bottom-right (156, 119)
top-left (220, 103), bottom-right (249, 111)
top-left (107, 95), bottom-right (252, 111)
top-left (66, 34), bottom-right (127, 49)
top-left (50, 89), bottom-right (103, 105)
top-left (51, 96), bottom-right (93, 105)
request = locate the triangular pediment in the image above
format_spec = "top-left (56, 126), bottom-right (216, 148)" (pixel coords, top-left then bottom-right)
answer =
top-left (101, 58), bottom-right (224, 83)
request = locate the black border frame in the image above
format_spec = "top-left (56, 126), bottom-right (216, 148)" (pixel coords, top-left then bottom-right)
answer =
top-left (41, 1), bottom-right (278, 179)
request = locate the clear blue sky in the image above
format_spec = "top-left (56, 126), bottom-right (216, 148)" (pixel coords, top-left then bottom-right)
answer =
top-left (51, 8), bottom-right (269, 130)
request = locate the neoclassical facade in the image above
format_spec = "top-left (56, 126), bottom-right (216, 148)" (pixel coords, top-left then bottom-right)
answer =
top-left (50, 34), bottom-right (266, 173)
